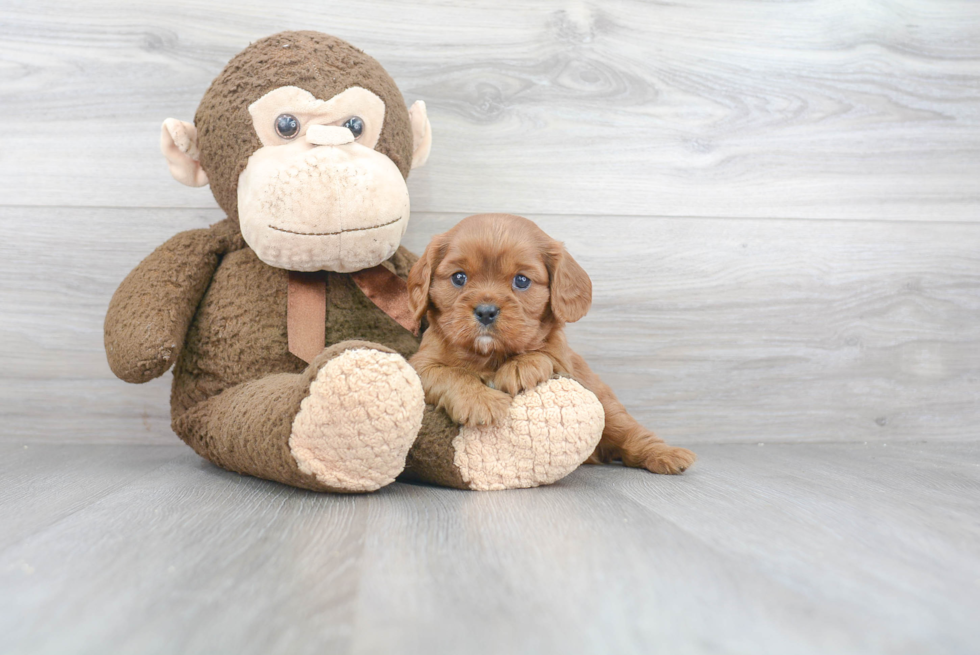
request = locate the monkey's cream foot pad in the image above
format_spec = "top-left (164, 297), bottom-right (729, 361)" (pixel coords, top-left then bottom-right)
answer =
top-left (453, 377), bottom-right (605, 491)
top-left (289, 349), bottom-right (425, 491)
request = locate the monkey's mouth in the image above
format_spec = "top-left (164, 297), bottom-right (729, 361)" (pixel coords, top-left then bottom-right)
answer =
top-left (267, 215), bottom-right (403, 237)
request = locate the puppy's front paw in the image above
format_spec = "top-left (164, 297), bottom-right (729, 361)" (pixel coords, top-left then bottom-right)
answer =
top-left (494, 355), bottom-right (554, 396)
top-left (639, 444), bottom-right (697, 475)
top-left (449, 388), bottom-right (512, 427)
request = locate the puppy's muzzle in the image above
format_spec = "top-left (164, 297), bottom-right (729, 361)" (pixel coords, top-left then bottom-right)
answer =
top-left (474, 304), bottom-right (500, 327)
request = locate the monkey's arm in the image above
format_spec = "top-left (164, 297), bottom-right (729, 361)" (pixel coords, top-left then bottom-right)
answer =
top-left (104, 218), bottom-right (244, 383)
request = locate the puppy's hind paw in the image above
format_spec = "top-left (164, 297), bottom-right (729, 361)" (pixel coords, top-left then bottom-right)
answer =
top-left (640, 444), bottom-right (697, 475)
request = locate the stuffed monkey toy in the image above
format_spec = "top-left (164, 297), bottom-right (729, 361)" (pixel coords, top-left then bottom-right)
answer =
top-left (104, 31), bottom-right (604, 492)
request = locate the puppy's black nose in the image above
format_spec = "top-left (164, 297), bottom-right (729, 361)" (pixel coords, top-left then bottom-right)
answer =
top-left (474, 304), bottom-right (500, 327)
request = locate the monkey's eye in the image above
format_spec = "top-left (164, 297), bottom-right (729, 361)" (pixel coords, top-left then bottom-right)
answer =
top-left (451, 272), bottom-right (467, 288)
top-left (343, 116), bottom-right (364, 138)
top-left (513, 274), bottom-right (531, 290)
top-left (275, 114), bottom-right (300, 139)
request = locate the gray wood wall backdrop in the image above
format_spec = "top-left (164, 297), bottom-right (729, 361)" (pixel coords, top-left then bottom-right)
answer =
top-left (2, 0), bottom-right (978, 446)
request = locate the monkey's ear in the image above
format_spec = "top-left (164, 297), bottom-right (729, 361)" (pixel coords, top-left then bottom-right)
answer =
top-left (548, 243), bottom-right (592, 324)
top-left (407, 233), bottom-right (446, 325)
top-left (160, 119), bottom-right (209, 187)
top-left (408, 101), bottom-right (432, 170)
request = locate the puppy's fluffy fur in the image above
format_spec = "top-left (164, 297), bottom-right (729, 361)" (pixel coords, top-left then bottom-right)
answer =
top-left (408, 213), bottom-right (696, 475)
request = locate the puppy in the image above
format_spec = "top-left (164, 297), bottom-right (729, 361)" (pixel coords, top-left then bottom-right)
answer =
top-left (407, 213), bottom-right (696, 475)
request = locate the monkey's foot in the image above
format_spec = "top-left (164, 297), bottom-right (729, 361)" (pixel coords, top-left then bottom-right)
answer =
top-left (451, 377), bottom-right (605, 491)
top-left (289, 348), bottom-right (424, 492)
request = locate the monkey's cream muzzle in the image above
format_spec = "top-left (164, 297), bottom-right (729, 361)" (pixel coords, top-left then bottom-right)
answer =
top-left (238, 139), bottom-right (410, 273)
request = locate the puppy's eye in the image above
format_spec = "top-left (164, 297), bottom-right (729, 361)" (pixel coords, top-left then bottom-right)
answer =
top-left (451, 272), bottom-right (467, 288)
top-left (275, 114), bottom-right (300, 139)
top-left (513, 274), bottom-right (531, 290)
top-left (343, 116), bottom-right (364, 138)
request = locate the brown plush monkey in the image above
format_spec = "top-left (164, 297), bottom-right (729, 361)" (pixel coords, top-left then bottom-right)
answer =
top-left (105, 31), bottom-right (604, 492)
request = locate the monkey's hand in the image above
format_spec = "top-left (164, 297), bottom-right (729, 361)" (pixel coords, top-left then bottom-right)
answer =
top-left (493, 352), bottom-right (555, 397)
top-left (104, 219), bottom-right (244, 384)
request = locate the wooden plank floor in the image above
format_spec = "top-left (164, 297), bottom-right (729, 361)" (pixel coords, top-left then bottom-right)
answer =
top-left (1, 441), bottom-right (978, 655)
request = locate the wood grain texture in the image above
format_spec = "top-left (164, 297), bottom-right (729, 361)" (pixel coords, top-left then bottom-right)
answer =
top-left (2, 1), bottom-right (978, 446)
top-left (3, 206), bottom-right (977, 445)
top-left (1, 442), bottom-right (978, 654)
top-left (0, 445), bottom-right (366, 655)
top-left (0, 443), bottom-right (179, 551)
top-left (1, 0), bottom-right (979, 219)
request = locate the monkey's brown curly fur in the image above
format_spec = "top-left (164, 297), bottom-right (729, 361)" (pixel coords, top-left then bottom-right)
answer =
top-left (105, 32), bottom-right (452, 491)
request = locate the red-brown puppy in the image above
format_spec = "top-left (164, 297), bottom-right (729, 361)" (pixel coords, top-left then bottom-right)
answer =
top-left (408, 213), bottom-right (696, 475)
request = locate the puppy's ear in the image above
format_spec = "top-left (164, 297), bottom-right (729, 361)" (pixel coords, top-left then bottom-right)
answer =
top-left (548, 242), bottom-right (592, 323)
top-left (407, 233), bottom-right (448, 325)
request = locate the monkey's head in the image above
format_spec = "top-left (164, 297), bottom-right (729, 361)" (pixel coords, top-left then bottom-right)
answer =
top-left (160, 31), bottom-right (432, 272)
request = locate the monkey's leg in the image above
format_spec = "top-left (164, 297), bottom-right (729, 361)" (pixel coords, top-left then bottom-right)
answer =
top-left (172, 341), bottom-right (424, 492)
top-left (402, 377), bottom-right (605, 491)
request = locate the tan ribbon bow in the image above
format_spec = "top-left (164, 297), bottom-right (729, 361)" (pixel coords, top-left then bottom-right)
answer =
top-left (287, 265), bottom-right (419, 363)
